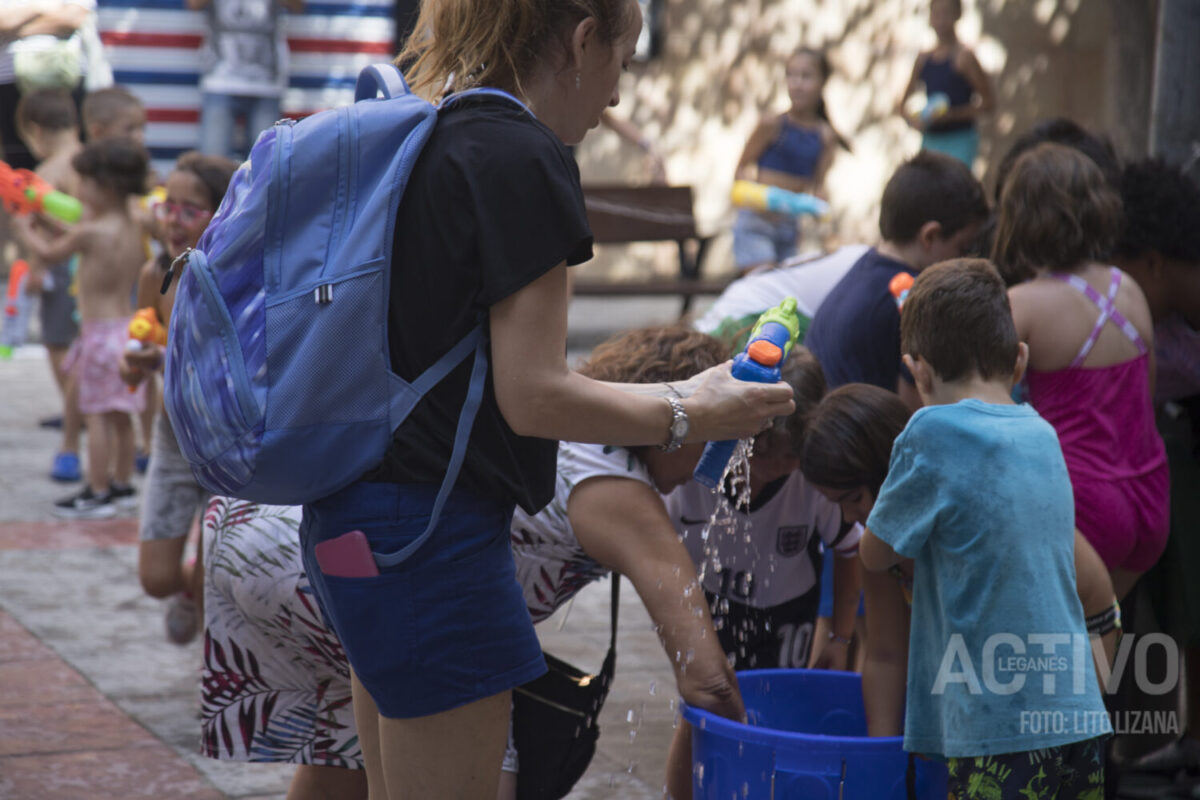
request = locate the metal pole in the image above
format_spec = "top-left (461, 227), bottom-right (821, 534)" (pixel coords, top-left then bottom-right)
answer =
top-left (1148, 0), bottom-right (1200, 173)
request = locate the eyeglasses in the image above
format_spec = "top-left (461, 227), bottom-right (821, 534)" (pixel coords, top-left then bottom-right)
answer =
top-left (154, 200), bottom-right (212, 226)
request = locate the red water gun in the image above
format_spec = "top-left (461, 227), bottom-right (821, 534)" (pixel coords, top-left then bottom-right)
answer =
top-left (0, 259), bottom-right (31, 358)
top-left (0, 161), bottom-right (83, 224)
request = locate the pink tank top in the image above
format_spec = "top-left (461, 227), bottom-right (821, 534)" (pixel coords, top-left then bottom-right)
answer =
top-left (1025, 268), bottom-right (1165, 484)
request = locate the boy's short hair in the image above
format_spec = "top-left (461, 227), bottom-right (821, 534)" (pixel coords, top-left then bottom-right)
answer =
top-left (71, 137), bottom-right (149, 199)
top-left (15, 88), bottom-right (77, 134)
top-left (1113, 158), bottom-right (1200, 264)
top-left (991, 142), bottom-right (1122, 283)
top-left (81, 86), bottom-right (144, 134)
top-left (878, 151), bottom-right (989, 244)
top-left (900, 258), bottom-right (1018, 382)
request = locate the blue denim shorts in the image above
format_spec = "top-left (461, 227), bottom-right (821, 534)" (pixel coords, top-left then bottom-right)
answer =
top-left (301, 482), bottom-right (546, 719)
top-left (732, 209), bottom-right (799, 271)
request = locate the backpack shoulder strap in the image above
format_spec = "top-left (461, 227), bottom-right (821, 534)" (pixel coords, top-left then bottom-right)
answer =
top-left (355, 63), bottom-right (410, 101)
top-left (374, 323), bottom-right (489, 569)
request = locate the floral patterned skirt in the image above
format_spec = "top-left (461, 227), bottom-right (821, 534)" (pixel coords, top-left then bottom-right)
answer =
top-left (201, 497), bottom-right (362, 768)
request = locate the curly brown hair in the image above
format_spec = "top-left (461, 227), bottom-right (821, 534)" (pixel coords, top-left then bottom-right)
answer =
top-left (72, 137), bottom-right (148, 200)
top-left (578, 325), bottom-right (729, 383)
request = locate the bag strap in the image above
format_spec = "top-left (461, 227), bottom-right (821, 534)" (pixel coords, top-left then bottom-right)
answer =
top-left (598, 573), bottom-right (621, 684)
top-left (373, 324), bottom-right (489, 569)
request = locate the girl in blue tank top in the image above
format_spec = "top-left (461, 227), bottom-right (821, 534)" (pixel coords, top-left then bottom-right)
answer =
top-left (732, 47), bottom-right (849, 272)
top-left (897, 0), bottom-right (994, 167)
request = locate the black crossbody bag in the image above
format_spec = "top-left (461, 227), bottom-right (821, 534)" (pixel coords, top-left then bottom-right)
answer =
top-left (512, 575), bottom-right (620, 800)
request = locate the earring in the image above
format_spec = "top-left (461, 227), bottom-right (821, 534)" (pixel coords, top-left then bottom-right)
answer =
top-left (575, 72), bottom-right (581, 90)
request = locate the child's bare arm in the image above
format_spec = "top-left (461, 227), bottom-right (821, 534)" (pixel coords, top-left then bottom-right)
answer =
top-left (859, 527), bottom-right (903, 572)
top-left (12, 214), bottom-right (88, 265)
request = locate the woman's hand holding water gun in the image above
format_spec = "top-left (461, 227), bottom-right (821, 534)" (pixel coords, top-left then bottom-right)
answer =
top-left (677, 363), bottom-right (795, 443)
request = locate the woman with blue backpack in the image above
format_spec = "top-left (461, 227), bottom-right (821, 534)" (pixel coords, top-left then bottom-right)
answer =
top-left (286, 2), bottom-right (795, 798)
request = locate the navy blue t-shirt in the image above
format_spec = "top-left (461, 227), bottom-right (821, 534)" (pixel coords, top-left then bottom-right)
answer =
top-left (804, 248), bottom-right (915, 391)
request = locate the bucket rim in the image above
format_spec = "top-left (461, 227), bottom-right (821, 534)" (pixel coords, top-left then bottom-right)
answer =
top-left (681, 668), bottom-right (905, 749)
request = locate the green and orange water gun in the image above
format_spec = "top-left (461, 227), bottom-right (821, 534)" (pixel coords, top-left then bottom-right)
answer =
top-left (0, 160), bottom-right (82, 224)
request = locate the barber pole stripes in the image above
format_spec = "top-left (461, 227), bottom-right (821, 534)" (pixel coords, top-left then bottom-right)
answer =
top-left (96, 0), bottom-right (395, 173)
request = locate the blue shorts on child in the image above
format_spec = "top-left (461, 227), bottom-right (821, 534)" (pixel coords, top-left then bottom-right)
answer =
top-left (300, 481), bottom-right (546, 719)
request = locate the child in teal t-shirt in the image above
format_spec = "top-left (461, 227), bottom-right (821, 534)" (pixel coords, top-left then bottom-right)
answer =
top-left (860, 259), bottom-right (1110, 796)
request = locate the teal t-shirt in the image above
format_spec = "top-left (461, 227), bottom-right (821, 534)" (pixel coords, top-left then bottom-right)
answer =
top-left (867, 399), bottom-right (1111, 758)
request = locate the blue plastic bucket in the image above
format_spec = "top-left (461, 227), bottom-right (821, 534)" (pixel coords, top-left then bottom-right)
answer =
top-left (682, 669), bottom-right (948, 799)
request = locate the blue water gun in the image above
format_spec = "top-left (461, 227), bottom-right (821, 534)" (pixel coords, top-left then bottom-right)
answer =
top-left (693, 297), bottom-right (802, 489)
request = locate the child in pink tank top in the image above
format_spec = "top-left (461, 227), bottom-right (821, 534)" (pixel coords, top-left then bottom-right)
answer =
top-left (994, 143), bottom-right (1168, 601)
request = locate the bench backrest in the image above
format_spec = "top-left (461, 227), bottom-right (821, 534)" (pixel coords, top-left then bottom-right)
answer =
top-left (582, 184), bottom-right (698, 244)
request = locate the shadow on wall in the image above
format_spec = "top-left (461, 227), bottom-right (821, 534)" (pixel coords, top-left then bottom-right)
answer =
top-left (573, 0), bottom-right (1156, 281)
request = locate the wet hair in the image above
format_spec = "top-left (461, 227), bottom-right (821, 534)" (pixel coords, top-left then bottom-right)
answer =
top-left (991, 142), bottom-right (1122, 283)
top-left (879, 150), bottom-right (988, 244)
top-left (788, 47), bottom-right (850, 152)
top-left (81, 86), bottom-right (144, 135)
top-left (173, 151), bottom-right (238, 212)
top-left (71, 137), bottom-right (149, 199)
top-left (901, 258), bottom-right (1018, 382)
top-left (755, 345), bottom-right (826, 458)
top-left (396, 0), bottom-right (638, 100)
top-left (993, 118), bottom-right (1120, 204)
top-left (800, 383), bottom-right (911, 496)
top-left (16, 88), bottom-right (77, 134)
top-left (1113, 158), bottom-right (1200, 265)
top-left (578, 324), bottom-right (729, 383)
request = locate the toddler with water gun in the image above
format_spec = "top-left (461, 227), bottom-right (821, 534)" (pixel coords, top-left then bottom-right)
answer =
top-left (10, 87), bottom-right (86, 481)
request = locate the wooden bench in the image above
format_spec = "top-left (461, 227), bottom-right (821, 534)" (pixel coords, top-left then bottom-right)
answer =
top-left (571, 184), bottom-right (731, 315)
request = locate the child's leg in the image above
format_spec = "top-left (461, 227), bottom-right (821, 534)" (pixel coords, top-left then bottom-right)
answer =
top-left (59, 363), bottom-right (83, 456)
top-left (183, 511), bottom-right (204, 615)
top-left (1111, 567), bottom-right (1142, 604)
top-left (83, 411), bottom-right (110, 495)
top-left (108, 410), bottom-right (135, 487)
top-left (138, 535), bottom-right (188, 598)
top-left (286, 764), bottom-right (368, 800)
top-left (137, 374), bottom-right (156, 463)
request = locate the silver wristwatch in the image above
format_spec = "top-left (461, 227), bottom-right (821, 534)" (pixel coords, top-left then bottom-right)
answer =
top-left (659, 396), bottom-right (690, 453)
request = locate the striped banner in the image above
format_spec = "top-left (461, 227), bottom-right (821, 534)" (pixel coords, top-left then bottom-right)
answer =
top-left (97, 0), bottom-right (395, 172)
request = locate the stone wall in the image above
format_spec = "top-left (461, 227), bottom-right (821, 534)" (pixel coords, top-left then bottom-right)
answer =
top-left (573, 0), bottom-right (1157, 282)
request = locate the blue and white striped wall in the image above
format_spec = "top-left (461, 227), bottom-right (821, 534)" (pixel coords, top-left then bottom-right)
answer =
top-left (97, 0), bottom-right (395, 173)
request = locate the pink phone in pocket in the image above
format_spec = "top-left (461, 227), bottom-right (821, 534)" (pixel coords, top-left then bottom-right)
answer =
top-left (313, 530), bottom-right (380, 578)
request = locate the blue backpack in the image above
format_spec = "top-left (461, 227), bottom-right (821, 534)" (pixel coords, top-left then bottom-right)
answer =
top-left (164, 65), bottom-right (518, 555)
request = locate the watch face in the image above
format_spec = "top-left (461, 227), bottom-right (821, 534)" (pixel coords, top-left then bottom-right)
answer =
top-left (671, 417), bottom-right (689, 438)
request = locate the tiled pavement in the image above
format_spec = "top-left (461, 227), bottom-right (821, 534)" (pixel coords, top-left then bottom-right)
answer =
top-left (0, 296), bottom-right (703, 800)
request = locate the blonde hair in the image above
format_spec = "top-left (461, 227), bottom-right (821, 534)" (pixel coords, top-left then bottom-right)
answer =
top-left (396, 0), bottom-right (635, 100)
